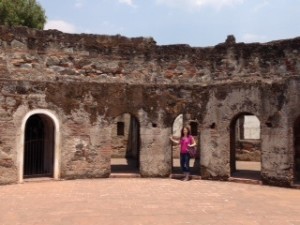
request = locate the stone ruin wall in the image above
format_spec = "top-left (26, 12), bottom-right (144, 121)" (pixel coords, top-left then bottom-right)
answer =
top-left (0, 26), bottom-right (300, 186)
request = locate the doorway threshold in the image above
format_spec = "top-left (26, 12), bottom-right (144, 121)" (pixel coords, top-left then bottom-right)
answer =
top-left (170, 173), bottom-right (201, 180)
top-left (228, 176), bottom-right (262, 185)
top-left (23, 177), bottom-right (54, 183)
top-left (291, 182), bottom-right (300, 189)
top-left (109, 173), bottom-right (141, 178)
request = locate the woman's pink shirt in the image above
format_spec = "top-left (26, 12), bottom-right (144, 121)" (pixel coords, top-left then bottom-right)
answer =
top-left (180, 135), bottom-right (192, 153)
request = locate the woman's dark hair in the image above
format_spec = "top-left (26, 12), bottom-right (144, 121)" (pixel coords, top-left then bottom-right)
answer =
top-left (181, 126), bottom-right (191, 138)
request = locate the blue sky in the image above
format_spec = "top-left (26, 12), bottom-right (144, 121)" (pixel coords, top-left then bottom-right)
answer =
top-left (39, 0), bottom-right (300, 47)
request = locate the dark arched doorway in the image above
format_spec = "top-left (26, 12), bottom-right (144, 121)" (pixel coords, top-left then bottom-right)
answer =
top-left (230, 113), bottom-right (261, 180)
top-left (24, 114), bottom-right (55, 178)
top-left (111, 113), bottom-right (140, 174)
top-left (294, 117), bottom-right (300, 182)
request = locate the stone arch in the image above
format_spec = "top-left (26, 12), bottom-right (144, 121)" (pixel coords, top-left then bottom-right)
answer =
top-left (293, 116), bottom-right (300, 183)
top-left (110, 112), bottom-right (141, 174)
top-left (230, 112), bottom-right (261, 180)
top-left (171, 114), bottom-right (183, 174)
top-left (18, 109), bottom-right (60, 182)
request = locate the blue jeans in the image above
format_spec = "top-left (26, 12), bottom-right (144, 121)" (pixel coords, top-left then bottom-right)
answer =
top-left (180, 153), bottom-right (190, 173)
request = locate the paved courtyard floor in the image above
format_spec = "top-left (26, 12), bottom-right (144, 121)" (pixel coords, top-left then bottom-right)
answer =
top-left (0, 178), bottom-right (300, 225)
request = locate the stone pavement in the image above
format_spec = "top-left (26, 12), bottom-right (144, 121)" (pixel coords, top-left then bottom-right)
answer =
top-left (0, 178), bottom-right (300, 225)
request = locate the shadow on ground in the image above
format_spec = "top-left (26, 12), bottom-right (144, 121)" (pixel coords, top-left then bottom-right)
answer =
top-left (231, 170), bottom-right (261, 180)
top-left (111, 158), bottom-right (139, 173)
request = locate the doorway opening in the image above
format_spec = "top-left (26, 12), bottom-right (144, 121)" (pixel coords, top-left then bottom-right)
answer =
top-left (24, 114), bottom-right (55, 178)
top-left (294, 117), bottom-right (300, 183)
top-left (110, 113), bottom-right (140, 174)
top-left (171, 115), bottom-right (200, 175)
top-left (230, 114), bottom-right (261, 180)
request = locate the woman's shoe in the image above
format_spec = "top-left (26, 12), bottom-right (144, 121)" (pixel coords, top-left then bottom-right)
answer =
top-left (182, 172), bottom-right (190, 181)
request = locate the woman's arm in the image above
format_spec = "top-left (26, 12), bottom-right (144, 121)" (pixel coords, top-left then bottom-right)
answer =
top-left (188, 136), bottom-right (196, 147)
top-left (169, 136), bottom-right (180, 145)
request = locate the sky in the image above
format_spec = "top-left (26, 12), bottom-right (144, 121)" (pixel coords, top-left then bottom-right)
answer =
top-left (39, 0), bottom-right (300, 47)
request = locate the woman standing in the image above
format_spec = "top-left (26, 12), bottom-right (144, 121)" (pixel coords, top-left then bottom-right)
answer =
top-left (170, 126), bottom-right (196, 181)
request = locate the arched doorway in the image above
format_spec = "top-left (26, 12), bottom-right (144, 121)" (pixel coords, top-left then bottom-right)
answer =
top-left (110, 113), bottom-right (140, 174)
top-left (230, 113), bottom-right (261, 180)
top-left (171, 114), bottom-right (200, 176)
top-left (294, 117), bottom-right (300, 183)
top-left (24, 114), bottom-right (55, 178)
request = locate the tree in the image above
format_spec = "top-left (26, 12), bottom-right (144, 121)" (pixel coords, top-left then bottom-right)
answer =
top-left (0, 0), bottom-right (46, 29)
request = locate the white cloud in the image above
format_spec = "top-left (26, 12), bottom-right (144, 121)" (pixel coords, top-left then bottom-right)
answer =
top-left (156, 0), bottom-right (244, 10)
top-left (118, 0), bottom-right (136, 7)
top-left (44, 20), bottom-right (77, 33)
top-left (240, 33), bottom-right (267, 43)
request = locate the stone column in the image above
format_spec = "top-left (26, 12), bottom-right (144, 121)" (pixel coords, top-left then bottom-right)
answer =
top-left (138, 109), bottom-right (171, 177)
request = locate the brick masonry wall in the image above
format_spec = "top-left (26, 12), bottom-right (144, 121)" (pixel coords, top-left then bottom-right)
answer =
top-left (0, 26), bottom-right (299, 186)
top-left (0, 26), bottom-right (299, 85)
